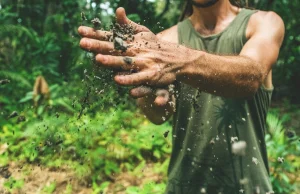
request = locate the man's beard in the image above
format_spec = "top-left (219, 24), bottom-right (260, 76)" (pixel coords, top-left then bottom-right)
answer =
top-left (191, 0), bottom-right (220, 8)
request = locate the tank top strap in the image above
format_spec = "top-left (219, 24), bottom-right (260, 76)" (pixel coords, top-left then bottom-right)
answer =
top-left (228, 8), bottom-right (258, 43)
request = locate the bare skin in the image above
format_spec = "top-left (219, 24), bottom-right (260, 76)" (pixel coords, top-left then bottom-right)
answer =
top-left (78, 0), bottom-right (284, 125)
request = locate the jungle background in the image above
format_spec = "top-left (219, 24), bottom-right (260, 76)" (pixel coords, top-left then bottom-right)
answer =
top-left (0, 0), bottom-right (299, 193)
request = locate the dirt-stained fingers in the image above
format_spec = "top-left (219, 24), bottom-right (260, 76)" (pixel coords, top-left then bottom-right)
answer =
top-left (95, 54), bottom-right (148, 70)
top-left (154, 89), bottom-right (169, 106)
top-left (78, 26), bottom-right (112, 41)
top-left (130, 86), bottom-right (153, 98)
top-left (130, 86), bottom-right (170, 106)
top-left (115, 7), bottom-right (150, 33)
top-left (80, 38), bottom-right (116, 54)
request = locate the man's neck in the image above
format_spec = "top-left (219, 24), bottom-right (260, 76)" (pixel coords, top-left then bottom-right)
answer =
top-left (189, 0), bottom-right (240, 32)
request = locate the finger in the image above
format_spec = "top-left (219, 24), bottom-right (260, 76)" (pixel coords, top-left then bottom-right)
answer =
top-left (95, 54), bottom-right (146, 70)
top-left (130, 86), bottom-right (153, 98)
top-left (78, 26), bottom-right (112, 40)
top-left (114, 71), bottom-right (155, 86)
top-left (154, 89), bottom-right (169, 106)
top-left (113, 70), bottom-right (131, 76)
top-left (80, 38), bottom-right (114, 54)
top-left (116, 7), bottom-right (150, 33)
top-left (154, 95), bottom-right (169, 106)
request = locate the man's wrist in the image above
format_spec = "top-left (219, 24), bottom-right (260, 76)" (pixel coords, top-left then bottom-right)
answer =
top-left (175, 49), bottom-right (205, 82)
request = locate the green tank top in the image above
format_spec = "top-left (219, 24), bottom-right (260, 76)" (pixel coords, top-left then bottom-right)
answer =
top-left (165, 9), bottom-right (274, 194)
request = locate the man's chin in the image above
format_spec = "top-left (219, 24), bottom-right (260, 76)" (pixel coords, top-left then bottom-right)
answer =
top-left (191, 0), bottom-right (220, 8)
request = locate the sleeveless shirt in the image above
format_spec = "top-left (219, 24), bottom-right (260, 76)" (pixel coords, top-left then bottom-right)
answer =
top-left (165, 9), bottom-right (274, 194)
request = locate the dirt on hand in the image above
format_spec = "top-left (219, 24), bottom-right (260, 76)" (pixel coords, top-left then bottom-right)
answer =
top-left (111, 23), bottom-right (134, 52)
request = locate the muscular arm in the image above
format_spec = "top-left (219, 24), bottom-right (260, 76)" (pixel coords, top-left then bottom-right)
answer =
top-left (177, 12), bottom-right (285, 98)
top-left (79, 10), bottom-right (285, 123)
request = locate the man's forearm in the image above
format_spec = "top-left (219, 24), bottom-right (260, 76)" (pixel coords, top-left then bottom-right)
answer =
top-left (137, 95), bottom-right (174, 125)
top-left (177, 50), bottom-right (265, 98)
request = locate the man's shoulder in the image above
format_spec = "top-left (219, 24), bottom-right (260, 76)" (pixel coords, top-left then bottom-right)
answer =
top-left (247, 10), bottom-right (284, 38)
top-left (156, 25), bottom-right (178, 44)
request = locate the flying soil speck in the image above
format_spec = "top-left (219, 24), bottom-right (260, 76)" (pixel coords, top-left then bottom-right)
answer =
top-left (81, 12), bottom-right (87, 21)
top-left (285, 129), bottom-right (295, 138)
top-left (163, 130), bottom-right (169, 138)
top-left (0, 79), bottom-right (10, 85)
top-left (91, 18), bottom-right (101, 28)
top-left (277, 157), bottom-right (284, 163)
top-left (252, 157), bottom-right (259, 165)
top-left (232, 141), bottom-right (247, 156)
top-left (8, 111), bottom-right (18, 119)
top-left (17, 115), bottom-right (26, 123)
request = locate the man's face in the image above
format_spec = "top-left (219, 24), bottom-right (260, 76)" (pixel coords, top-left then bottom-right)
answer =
top-left (191, 0), bottom-right (220, 8)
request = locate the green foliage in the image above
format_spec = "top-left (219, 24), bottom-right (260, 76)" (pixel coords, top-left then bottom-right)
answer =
top-left (0, 105), bottom-right (171, 192)
top-left (43, 182), bottom-right (57, 194)
top-left (3, 177), bottom-right (24, 192)
top-left (249, 0), bottom-right (300, 102)
top-left (266, 112), bottom-right (300, 194)
top-left (0, 0), bottom-right (299, 193)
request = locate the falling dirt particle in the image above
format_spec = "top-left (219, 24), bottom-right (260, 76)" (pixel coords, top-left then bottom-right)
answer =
top-left (239, 178), bottom-right (248, 185)
top-left (17, 115), bottom-right (26, 123)
top-left (277, 157), bottom-right (284, 163)
top-left (123, 57), bottom-right (133, 65)
top-left (285, 129), bottom-right (295, 138)
top-left (230, 136), bottom-right (238, 143)
top-left (8, 111), bottom-right (18, 119)
top-left (0, 79), bottom-right (10, 85)
top-left (266, 191), bottom-right (275, 194)
top-left (91, 18), bottom-right (101, 29)
top-left (163, 130), bottom-right (169, 138)
top-left (81, 12), bottom-right (87, 21)
top-left (55, 112), bottom-right (60, 118)
top-left (232, 141), bottom-right (247, 156)
top-left (200, 188), bottom-right (206, 193)
top-left (210, 139), bottom-right (215, 145)
top-left (253, 186), bottom-right (260, 194)
top-left (252, 157), bottom-right (259, 165)
top-left (0, 166), bottom-right (11, 179)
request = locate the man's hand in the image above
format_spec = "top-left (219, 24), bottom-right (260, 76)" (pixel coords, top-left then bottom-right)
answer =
top-left (78, 7), bottom-right (189, 87)
top-left (78, 7), bottom-right (176, 106)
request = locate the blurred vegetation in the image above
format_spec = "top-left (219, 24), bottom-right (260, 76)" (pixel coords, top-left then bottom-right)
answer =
top-left (0, 0), bottom-right (299, 193)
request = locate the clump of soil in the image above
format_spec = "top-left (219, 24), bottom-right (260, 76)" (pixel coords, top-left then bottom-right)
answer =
top-left (0, 79), bottom-right (10, 85)
top-left (91, 18), bottom-right (101, 29)
top-left (111, 23), bottom-right (134, 52)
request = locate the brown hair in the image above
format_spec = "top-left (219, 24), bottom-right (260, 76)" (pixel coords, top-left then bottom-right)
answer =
top-left (179, 0), bottom-right (248, 21)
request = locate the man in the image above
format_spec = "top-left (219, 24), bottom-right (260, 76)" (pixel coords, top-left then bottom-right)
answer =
top-left (78, 0), bottom-right (284, 193)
